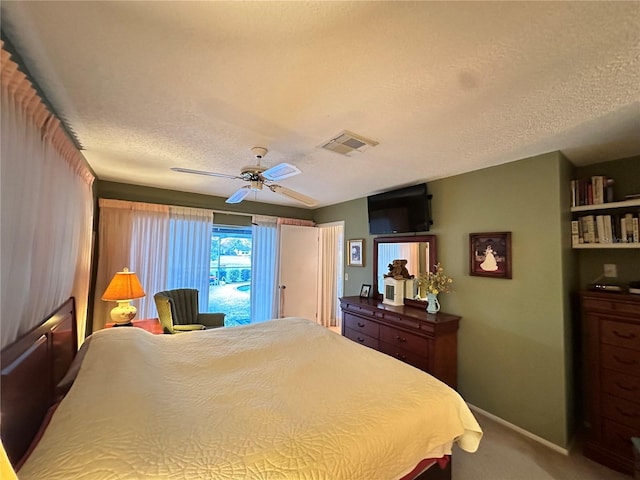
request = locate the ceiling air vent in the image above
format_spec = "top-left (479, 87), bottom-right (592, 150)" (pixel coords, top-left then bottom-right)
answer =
top-left (319, 130), bottom-right (379, 156)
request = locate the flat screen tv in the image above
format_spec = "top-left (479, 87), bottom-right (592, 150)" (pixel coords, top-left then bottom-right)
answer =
top-left (367, 183), bottom-right (432, 235)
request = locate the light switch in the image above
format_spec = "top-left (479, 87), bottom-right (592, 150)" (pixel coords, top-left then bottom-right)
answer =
top-left (603, 264), bottom-right (617, 278)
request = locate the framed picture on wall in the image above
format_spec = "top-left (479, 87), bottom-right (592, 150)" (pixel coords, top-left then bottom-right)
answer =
top-left (469, 232), bottom-right (512, 279)
top-left (348, 239), bottom-right (364, 267)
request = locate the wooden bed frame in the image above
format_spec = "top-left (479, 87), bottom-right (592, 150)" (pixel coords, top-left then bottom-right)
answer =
top-left (0, 297), bottom-right (77, 468)
top-left (0, 297), bottom-right (452, 479)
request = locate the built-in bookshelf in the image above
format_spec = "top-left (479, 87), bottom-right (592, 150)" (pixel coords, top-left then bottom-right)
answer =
top-left (570, 172), bottom-right (640, 249)
top-left (571, 198), bottom-right (640, 249)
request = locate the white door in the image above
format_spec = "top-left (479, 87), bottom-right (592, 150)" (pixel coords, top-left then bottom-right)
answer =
top-left (279, 225), bottom-right (319, 320)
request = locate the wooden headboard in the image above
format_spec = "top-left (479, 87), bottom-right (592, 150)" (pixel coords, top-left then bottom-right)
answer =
top-left (0, 298), bottom-right (77, 468)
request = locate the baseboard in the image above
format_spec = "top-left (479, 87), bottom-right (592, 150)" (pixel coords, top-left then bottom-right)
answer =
top-left (468, 403), bottom-right (570, 456)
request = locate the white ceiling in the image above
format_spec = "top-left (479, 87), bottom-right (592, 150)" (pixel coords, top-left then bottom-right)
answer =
top-left (2, 1), bottom-right (639, 208)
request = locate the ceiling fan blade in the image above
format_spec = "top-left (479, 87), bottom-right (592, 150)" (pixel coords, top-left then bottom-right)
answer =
top-left (171, 167), bottom-right (241, 180)
top-left (262, 163), bottom-right (301, 181)
top-left (225, 186), bottom-right (251, 204)
top-left (269, 185), bottom-right (318, 207)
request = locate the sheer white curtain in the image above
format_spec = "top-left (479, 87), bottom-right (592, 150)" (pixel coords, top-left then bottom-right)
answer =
top-left (317, 222), bottom-right (344, 327)
top-left (94, 200), bottom-right (169, 331)
top-left (1, 43), bottom-right (94, 347)
top-left (250, 215), bottom-right (279, 323)
top-left (94, 200), bottom-right (212, 330)
top-left (167, 206), bottom-right (213, 312)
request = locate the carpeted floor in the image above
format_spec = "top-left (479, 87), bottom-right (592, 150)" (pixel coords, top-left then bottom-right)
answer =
top-left (453, 411), bottom-right (631, 480)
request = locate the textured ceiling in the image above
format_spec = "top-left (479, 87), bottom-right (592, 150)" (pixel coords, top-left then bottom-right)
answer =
top-left (2, 1), bottom-right (639, 208)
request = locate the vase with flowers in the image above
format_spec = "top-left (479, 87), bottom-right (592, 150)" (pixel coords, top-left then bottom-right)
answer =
top-left (418, 263), bottom-right (453, 314)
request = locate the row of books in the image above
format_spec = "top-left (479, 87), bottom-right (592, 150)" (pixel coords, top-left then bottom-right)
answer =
top-left (572, 213), bottom-right (640, 245)
top-left (570, 175), bottom-right (614, 207)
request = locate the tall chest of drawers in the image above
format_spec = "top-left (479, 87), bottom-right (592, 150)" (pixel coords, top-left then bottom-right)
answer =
top-left (581, 291), bottom-right (640, 475)
top-left (340, 296), bottom-right (460, 389)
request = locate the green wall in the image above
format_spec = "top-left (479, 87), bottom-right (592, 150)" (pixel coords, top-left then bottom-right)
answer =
top-left (314, 151), bottom-right (575, 448)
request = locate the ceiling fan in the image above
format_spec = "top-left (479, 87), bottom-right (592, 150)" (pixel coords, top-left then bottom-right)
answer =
top-left (171, 147), bottom-right (318, 207)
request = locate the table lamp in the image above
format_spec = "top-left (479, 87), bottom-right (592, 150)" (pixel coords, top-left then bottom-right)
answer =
top-left (101, 267), bottom-right (146, 326)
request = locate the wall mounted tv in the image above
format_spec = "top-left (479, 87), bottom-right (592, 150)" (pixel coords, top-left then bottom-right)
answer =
top-left (367, 183), bottom-right (432, 235)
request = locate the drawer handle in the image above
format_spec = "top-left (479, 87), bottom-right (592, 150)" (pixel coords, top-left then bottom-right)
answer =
top-left (357, 322), bottom-right (365, 328)
top-left (395, 353), bottom-right (406, 360)
top-left (356, 336), bottom-right (365, 343)
top-left (395, 335), bottom-right (407, 343)
top-left (615, 382), bottom-right (638, 392)
top-left (614, 355), bottom-right (637, 366)
top-left (613, 330), bottom-right (636, 340)
top-left (615, 406), bottom-right (638, 418)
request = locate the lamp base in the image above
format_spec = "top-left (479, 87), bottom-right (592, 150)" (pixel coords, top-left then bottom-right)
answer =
top-left (110, 301), bottom-right (137, 325)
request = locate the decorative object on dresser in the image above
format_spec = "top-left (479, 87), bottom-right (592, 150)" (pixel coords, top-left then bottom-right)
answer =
top-left (469, 232), bottom-right (512, 279)
top-left (418, 263), bottom-right (453, 314)
top-left (373, 235), bottom-right (437, 310)
top-left (101, 267), bottom-right (146, 326)
top-left (347, 238), bottom-right (364, 266)
top-left (359, 284), bottom-right (371, 298)
top-left (340, 296), bottom-right (460, 389)
top-left (580, 290), bottom-right (640, 475)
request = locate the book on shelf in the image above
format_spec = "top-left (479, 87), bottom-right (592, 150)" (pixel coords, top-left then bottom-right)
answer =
top-left (604, 215), bottom-right (613, 244)
top-left (592, 175), bottom-right (605, 205)
top-left (573, 211), bottom-right (640, 245)
top-left (625, 213), bottom-right (634, 242)
top-left (570, 175), bottom-right (616, 207)
top-left (595, 215), bottom-right (606, 243)
top-left (571, 220), bottom-right (582, 246)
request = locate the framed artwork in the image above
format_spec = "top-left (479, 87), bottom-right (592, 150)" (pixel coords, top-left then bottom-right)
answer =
top-left (469, 232), bottom-right (512, 279)
top-left (359, 284), bottom-right (371, 298)
top-left (348, 239), bottom-right (364, 267)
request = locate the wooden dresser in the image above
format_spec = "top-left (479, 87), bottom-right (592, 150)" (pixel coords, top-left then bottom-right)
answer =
top-left (340, 296), bottom-right (460, 389)
top-left (581, 290), bottom-right (640, 475)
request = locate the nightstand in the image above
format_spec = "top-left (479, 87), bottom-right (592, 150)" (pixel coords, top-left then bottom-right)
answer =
top-left (106, 318), bottom-right (163, 334)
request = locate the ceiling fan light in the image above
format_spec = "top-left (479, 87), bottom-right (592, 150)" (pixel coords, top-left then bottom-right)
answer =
top-left (262, 163), bottom-right (301, 181)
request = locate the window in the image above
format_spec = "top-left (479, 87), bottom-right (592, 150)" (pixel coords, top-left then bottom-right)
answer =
top-left (209, 226), bottom-right (252, 326)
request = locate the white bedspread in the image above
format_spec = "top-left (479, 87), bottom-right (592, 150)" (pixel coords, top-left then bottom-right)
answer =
top-left (19, 318), bottom-right (482, 480)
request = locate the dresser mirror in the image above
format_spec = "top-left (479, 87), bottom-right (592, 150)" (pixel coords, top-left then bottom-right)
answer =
top-left (373, 235), bottom-right (437, 307)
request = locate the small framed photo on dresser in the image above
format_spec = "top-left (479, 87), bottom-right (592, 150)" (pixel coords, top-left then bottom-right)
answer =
top-left (359, 284), bottom-right (371, 298)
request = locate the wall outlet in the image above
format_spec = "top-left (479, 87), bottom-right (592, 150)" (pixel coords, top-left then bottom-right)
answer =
top-left (603, 264), bottom-right (617, 278)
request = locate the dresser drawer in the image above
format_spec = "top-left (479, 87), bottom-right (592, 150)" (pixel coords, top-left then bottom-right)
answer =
top-left (603, 394), bottom-right (640, 430)
top-left (602, 371), bottom-right (640, 403)
top-left (343, 313), bottom-right (379, 338)
top-left (601, 320), bottom-right (640, 350)
top-left (379, 324), bottom-right (428, 353)
top-left (602, 419), bottom-right (638, 460)
top-left (344, 328), bottom-right (379, 350)
top-left (584, 297), bottom-right (640, 317)
top-left (601, 344), bottom-right (640, 375)
top-left (378, 340), bottom-right (428, 371)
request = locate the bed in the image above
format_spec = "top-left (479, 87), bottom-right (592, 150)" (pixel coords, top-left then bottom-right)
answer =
top-left (1, 298), bottom-right (482, 479)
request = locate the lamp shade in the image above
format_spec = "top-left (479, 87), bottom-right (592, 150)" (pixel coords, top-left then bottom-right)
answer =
top-left (101, 267), bottom-right (146, 301)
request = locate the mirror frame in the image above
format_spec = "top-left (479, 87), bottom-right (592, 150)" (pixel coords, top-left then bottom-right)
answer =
top-left (373, 235), bottom-right (437, 308)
